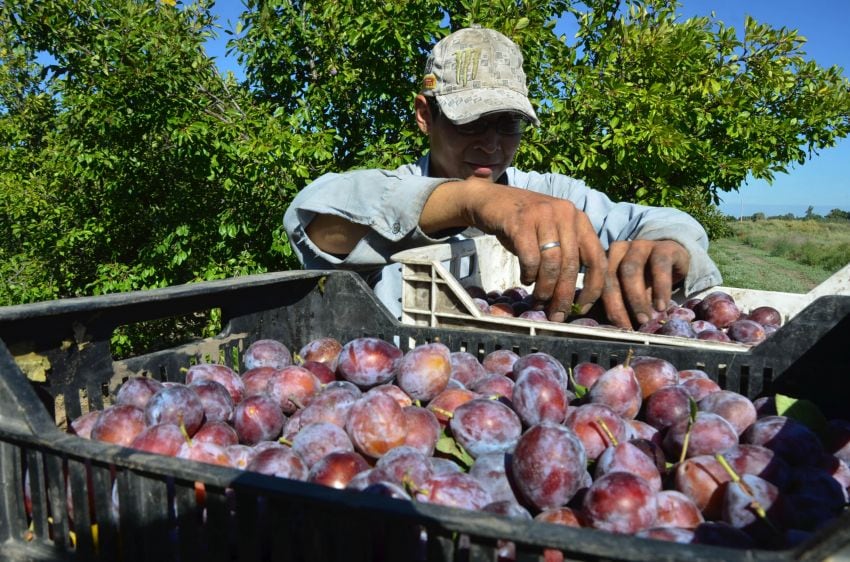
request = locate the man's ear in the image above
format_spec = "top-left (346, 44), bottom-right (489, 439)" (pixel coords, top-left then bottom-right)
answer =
top-left (414, 95), bottom-right (431, 134)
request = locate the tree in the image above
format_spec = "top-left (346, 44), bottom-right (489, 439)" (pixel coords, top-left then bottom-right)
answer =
top-left (233, 1), bottom-right (447, 171)
top-left (826, 208), bottom-right (850, 221)
top-left (804, 205), bottom-right (822, 220)
top-left (0, 0), bottom-right (305, 312)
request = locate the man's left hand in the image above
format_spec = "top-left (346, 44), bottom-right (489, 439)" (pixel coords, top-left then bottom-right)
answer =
top-left (599, 239), bottom-right (690, 328)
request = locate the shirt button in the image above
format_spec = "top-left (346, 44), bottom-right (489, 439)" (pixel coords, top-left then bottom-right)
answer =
top-left (392, 222), bottom-right (401, 234)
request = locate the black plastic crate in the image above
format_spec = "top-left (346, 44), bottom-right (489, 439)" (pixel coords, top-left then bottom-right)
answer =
top-left (0, 269), bottom-right (848, 562)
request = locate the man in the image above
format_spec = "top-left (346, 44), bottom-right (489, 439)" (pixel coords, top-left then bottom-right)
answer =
top-left (284, 26), bottom-right (721, 328)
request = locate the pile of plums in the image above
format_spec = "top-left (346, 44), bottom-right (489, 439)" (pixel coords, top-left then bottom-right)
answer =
top-left (67, 337), bottom-right (850, 556)
top-left (467, 285), bottom-right (783, 345)
top-left (637, 291), bottom-right (782, 345)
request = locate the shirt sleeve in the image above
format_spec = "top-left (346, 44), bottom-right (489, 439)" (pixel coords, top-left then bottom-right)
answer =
top-left (283, 168), bottom-right (456, 271)
top-left (509, 169), bottom-right (723, 295)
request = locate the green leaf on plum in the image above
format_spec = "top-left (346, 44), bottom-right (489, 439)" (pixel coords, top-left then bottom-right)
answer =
top-left (774, 394), bottom-right (828, 434)
top-left (436, 431), bottom-right (474, 469)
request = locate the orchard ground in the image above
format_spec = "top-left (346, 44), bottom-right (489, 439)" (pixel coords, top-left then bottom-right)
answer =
top-left (709, 218), bottom-right (850, 293)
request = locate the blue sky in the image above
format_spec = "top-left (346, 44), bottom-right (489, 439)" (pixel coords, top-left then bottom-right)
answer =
top-left (205, 1), bottom-right (849, 215)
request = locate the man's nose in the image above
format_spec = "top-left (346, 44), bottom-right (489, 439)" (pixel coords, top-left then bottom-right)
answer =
top-left (474, 132), bottom-right (500, 153)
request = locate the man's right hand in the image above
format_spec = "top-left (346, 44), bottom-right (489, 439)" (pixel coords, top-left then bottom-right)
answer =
top-left (421, 178), bottom-right (608, 323)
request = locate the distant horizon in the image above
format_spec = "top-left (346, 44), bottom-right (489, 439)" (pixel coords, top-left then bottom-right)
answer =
top-left (716, 202), bottom-right (849, 218)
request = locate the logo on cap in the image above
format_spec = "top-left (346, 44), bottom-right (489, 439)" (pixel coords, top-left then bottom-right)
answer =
top-left (454, 48), bottom-right (481, 88)
top-left (422, 73), bottom-right (437, 90)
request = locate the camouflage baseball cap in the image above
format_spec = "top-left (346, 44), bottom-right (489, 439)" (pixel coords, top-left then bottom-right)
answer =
top-left (422, 26), bottom-right (539, 126)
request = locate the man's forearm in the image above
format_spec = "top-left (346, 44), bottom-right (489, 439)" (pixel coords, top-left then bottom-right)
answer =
top-left (418, 180), bottom-right (474, 233)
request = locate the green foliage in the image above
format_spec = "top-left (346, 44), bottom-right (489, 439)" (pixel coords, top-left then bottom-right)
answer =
top-left (436, 428), bottom-right (475, 468)
top-left (233, 1), bottom-right (448, 171)
top-left (110, 311), bottom-right (220, 360)
top-left (774, 394), bottom-right (827, 434)
top-left (678, 193), bottom-right (731, 238)
top-left (0, 0), bottom-right (303, 311)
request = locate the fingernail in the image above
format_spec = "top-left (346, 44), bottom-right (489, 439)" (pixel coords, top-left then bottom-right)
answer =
top-left (636, 313), bottom-right (649, 325)
top-left (550, 312), bottom-right (566, 323)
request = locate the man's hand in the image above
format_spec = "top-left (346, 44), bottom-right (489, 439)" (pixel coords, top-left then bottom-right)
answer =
top-left (601, 239), bottom-right (691, 328)
top-left (421, 179), bottom-right (608, 323)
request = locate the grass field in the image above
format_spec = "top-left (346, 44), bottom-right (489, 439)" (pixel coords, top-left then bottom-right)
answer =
top-left (708, 219), bottom-right (850, 293)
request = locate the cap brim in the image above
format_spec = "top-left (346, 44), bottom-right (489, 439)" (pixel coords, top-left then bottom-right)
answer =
top-left (436, 87), bottom-right (539, 126)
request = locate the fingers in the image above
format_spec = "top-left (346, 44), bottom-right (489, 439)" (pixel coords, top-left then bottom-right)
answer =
top-left (607, 239), bottom-right (691, 327)
top-left (513, 233), bottom-right (544, 287)
top-left (506, 199), bottom-right (576, 306)
top-left (648, 240), bottom-right (690, 310)
top-left (513, 220), bottom-right (690, 328)
top-left (521, 223), bottom-right (575, 322)
top-left (616, 240), bottom-right (655, 326)
top-left (532, 206), bottom-right (603, 323)
top-left (600, 241), bottom-right (632, 329)
top-left (543, 227), bottom-right (580, 323)
top-left (504, 201), bottom-right (592, 323)
top-left (569, 214), bottom-right (606, 312)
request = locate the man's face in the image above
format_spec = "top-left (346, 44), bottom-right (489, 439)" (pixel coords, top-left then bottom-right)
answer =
top-left (416, 96), bottom-right (523, 182)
